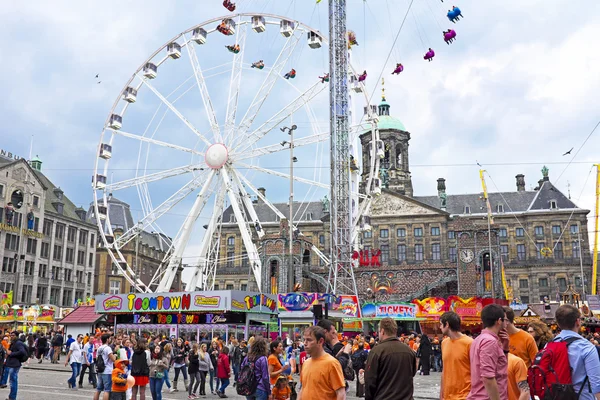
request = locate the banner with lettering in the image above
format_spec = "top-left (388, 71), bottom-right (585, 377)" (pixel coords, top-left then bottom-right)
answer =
top-left (277, 293), bottom-right (361, 318)
top-left (361, 302), bottom-right (416, 319)
top-left (447, 296), bottom-right (484, 319)
top-left (412, 297), bottom-right (447, 319)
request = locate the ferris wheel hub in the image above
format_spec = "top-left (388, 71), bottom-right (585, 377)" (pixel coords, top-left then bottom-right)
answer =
top-left (205, 143), bottom-right (229, 169)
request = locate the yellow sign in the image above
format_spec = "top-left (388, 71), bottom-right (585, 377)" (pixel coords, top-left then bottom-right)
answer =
top-left (0, 223), bottom-right (44, 239)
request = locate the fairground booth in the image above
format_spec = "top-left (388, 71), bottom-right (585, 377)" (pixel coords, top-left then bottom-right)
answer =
top-left (277, 293), bottom-right (362, 340)
top-left (413, 296), bottom-right (508, 335)
top-left (360, 301), bottom-right (420, 335)
top-left (94, 291), bottom-right (277, 341)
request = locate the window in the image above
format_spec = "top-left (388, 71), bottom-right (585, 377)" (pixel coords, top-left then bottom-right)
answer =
top-left (26, 238), bottom-right (37, 254)
top-left (109, 280), bottom-right (121, 294)
top-left (227, 251), bottom-right (234, 268)
top-left (496, 204), bottom-right (504, 213)
top-left (89, 253), bottom-right (94, 267)
top-left (552, 225), bottom-right (561, 235)
top-left (381, 245), bottom-right (389, 263)
top-left (499, 228), bottom-right (507, 238)
top-left (500, 245), bottom-right (509, 261)
top-left (432, 243), bottom-right (441, 260)
top-left (214, 285), bottom-right (219, 290)
top-left (539, 278), bottom-right (549, 287)
top-left (464, 206), bottom-right (471, 214)
top-left (41, 242), bottom-right (50, 258)
top-left (414, 228), bottom-right (423, 237)
top-left (20, 285), bottom-right (32, 303)
top-left (449, 247), bottom-right (457, 262)
top-left (90, 234), bottom-right (95, 248)
top-left (65, 248), bottom-right (74, 263)
top-left (516, 228), bottom-right (524, 237)
top-left (38, 264), bottom-right (47, 278)
top-left (319, 235), bottom-right (326, 244)
top-left (557, 277), bottom-right (567, 292)
top-left (37, 286), bottom-right (47, 303)
top-left (519, 279), bottom-right (528, 288)
top-left (2, 257), bottom-right (15, 273)
top-left (550, 200), bottom-right (557, 209)
top-left (55, 224), bottom-right (65, 240)
top-left (363, 231), bottom-right (372, 239)
top-left (536, 243), bottom-right (544, 259)
top-left (225, 283), bottom-right (234, 290)
top-left (397, 245), bottom-right (406, 261)
top-left (397, 228), bottom-right (406, 238)
top-left (53, 245), bottom-right (63, 261)
top-left (305, 213), bottom-right (313, 220)
top-left (79, 230), bottom-right (88, 246)
top-left (4, 233), bottom-right (19, 251)
top-left (521, 296), bottom-right (530, 304)
top-left (62, 290), bottom-right (72, 307)
top-left (50, 287), bottom-right (60, 305)
top-left (380, 229), bottom-right (389, 238)
top-left (77, 250), bottom-right (85, 265)
top-left (575, 276), bottom-right (583, 287)
top-left (227, 237), bottom-right (235, 246)
top-left (0, 184), bottom-right (3, 198)
top-left (241, 252), bottom-right (249, 268)
top-left (240, 283), bottom-right (248, 291)
top-left (24, 260), bottom-right (34, 275)
top-left (572, 241), bottom-right (581, 258)
top-left (517, 244), bottom-right (526, 260)
top-left (535, 226), bottom-right (544, 236)
top-left (43, 220), bottom-right (53, 236)
top-left (431, 227), bottom-right (440, 236)
top-left (448, 231), bottom-right (455, 239)
top-left (555, 242), bottom-right (563, 259)
top-left (229, 214), bottom-right (236, 223)
top-left (415, 244), bottom-right (424, 261)
top-left (67, 227), bottom-right (77, 242)
top-left (65, 269), bottom-right (72, 282)
top-left (33, 195), bottom-right (39, 207)
top-left (570, 224), bottom-right (579, 235)
top-left (0, 283), bottom-right (14, 293)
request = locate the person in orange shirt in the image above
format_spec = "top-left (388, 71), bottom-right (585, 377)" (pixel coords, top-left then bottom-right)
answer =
top-left (297, 326), bottom-right (345, 400)
top-left (1, 337), bottom-right (9, 350)
top-left (507, 353), bottom-right (529, 400)
top-left (439, 311), bottom-right (473, 400)
top-left (268, 341), bottom-right (289, 386)
top-left (111, 359), bottom-right (129, 400)
top-left (503, 306), bottom-right (538, 367)
top-left (272, 375), bottom-right (291, 400)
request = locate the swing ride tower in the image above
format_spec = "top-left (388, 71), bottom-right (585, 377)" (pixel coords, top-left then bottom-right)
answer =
top-left (328, 0), bottom-right (357, 295)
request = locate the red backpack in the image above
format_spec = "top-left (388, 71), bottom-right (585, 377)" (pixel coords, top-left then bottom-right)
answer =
top-left (528, 337), bottom-right (585, 400)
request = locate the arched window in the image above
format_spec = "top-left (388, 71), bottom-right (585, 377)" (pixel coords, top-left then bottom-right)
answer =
top-left (270, 259), bottom-right (279, 294)
top-left (396, 144), bottom-right (403, 169)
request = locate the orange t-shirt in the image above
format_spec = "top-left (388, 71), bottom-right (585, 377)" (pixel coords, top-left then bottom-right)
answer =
top-left (268, 354), bottom-right (283, 385)
top-left (299, 353), bottom-right (345, 400)
top-left (507, 353), bottom-right (528, 400)
top-left (272, 384), bottom-right (291, 400)
top-left (441, 335), bottom-right (473, 400)
top-left (508, 329), bottom-right (538, 368)
top-left (1, 340), bottom-right (8, 350)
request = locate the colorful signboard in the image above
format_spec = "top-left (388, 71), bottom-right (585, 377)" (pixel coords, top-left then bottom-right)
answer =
top-left (95, 291), bottom-right (277, 314)
top-left (361, 302), bottom-right (416, 319)
top-left (277, 293), bottom-right (361, 318)
top-left (447, 296), bottom-right (485, 319)
top-left (412, 297), bottom-right (447, 319)
top-left (0, 305), bottom-right (55, 323)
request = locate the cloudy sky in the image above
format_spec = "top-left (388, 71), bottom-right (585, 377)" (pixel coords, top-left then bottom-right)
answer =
top-left (1, 0), bottom-right (599, 283)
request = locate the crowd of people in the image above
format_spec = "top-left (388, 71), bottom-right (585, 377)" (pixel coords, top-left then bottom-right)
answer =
top-left (1, 304), bottom-right (600, 399)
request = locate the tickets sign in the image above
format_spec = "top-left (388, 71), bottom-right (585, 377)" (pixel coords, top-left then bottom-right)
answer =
top-left (361, 302), bottom-right (416, 319)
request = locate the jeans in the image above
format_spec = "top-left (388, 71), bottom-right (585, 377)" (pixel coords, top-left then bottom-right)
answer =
top-left (162, 368), bottom-right (171, 389)
top-left (433, 354), bottom-right (442, 372)
top-left (209, 369), bottom-right (215, 392)
top-left (80, 362), bottom-right (97, 386)
top-left (110, 391), bottom-right (126, 400)
top-left (173, 364), bottom-right (188, 382)
top-left (246, 388), bottom-right (269, 400)
top-left (219, 377), bottom-right (230, 393)
top-left (189, 371), bottom-right (201, 395)
top-left (198, 370), bottom-right (207, 395)
top-left (149, 377), bottom-right (163, 400)
top-left (97, 373), bottom-right (112, 392)
top-left (68, 362), bottom-right (82, 387)
top-left (232, 363), bottom-right (240, 382)
top-left (1, 367), bottom-right (20, 400)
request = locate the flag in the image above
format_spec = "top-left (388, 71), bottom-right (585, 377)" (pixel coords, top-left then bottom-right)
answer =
top-left (500, 260), bottom-right (509, 300)
top-left (316, 0), bottom-right (322, 3)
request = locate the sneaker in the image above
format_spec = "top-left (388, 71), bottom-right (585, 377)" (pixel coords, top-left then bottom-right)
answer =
top-left (0, 385), bottom-right (7, 388)
top-left (188, 396), bottom-right (195, 399)
top-left (169, 388), bottom-right (176, 393)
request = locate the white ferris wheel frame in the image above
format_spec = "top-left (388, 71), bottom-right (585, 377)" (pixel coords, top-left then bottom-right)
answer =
top-left (92, 12), bottom-right (381, 294)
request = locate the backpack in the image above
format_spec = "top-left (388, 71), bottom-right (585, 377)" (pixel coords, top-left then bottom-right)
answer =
top-left (96, 346), bottom-right (107, 373)
top-left (528, 337), bottom-right (589, 400)
top-left (351, 350), bottom-right (366, 370)
top-left (236, 356), bottom-right (260, 396)
top-left (18, 342), bottom-right (28, 363)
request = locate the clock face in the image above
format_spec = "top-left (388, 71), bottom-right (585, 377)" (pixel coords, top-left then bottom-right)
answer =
top-left (460, 249), bottom-right (474, 263)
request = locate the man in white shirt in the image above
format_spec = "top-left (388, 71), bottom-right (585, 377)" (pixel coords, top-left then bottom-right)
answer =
top-left (65, 334), bottom-right (84, 390)
top-left (80, 336), bottom-right (97, 388)
top-left (94, 333), bottom-right (116, 400)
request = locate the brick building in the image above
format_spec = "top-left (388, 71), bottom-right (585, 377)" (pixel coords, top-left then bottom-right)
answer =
top-left (212, 99), bottom-right (592, 303)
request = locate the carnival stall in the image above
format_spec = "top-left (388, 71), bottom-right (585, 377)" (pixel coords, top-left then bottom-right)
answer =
top-left (361, 301), bottom-right (419, 335)
top-left (94, 290), bottom-right (277, 341)
top-left (277, 293), bottom-right (362, 340)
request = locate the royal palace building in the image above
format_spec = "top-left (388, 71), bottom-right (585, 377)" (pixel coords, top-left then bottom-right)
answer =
top-left (212, 99), bottom-right (592, 303)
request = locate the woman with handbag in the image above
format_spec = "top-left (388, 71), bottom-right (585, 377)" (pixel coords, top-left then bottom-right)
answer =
top-left (198, 344), bottom-right (212, 397)
top-left (149, 345), bottom-right (168, 400)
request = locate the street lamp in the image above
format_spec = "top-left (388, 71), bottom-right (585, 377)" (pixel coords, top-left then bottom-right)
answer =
top-left (280, 124), bottom-right (297, 293)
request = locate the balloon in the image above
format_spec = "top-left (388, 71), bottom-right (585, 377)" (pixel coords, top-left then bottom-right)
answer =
top-left (126, 375), bottom-right (135, 389)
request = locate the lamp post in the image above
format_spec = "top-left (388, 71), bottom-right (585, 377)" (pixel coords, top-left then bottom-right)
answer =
top-left (576, 231), bottom-right (586, 299)
top-left (281, 124), bottom-right (297, 293)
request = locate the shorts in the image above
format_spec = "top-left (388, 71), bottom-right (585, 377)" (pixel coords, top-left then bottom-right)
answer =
top-left (97, 373), bottom-right (112, 392)
top-left (134, 376), bottom-right (149, 386)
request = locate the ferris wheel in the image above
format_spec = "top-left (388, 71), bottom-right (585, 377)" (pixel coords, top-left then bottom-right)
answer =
top-left (92, 13), bottom-right (380, 294)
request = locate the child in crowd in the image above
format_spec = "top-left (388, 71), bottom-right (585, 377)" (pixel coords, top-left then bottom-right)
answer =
top-left (111, 359), bottom-right (129, 400)
top-left (272, 376), bottom-right (291, 400)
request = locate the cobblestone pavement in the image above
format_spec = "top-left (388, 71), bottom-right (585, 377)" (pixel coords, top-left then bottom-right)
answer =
top-left (9, 362), bottom-right (441, 399)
